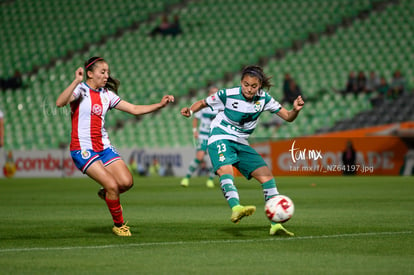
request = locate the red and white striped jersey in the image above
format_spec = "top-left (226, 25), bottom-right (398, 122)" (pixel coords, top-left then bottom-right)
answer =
top-left (70, 82), bottom-right (121, 152)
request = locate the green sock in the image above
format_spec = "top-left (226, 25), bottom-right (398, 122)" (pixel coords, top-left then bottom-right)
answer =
top-left (261, 178), bottom-right (279, 202)
top-left (220, 174), bottom-right (240, 208)
top-left (263, 179), bottom-right (279, 225)
top-left (208, 168), bottom-right (215, 180)
top-left (186, 159), bottom-right (201, 178)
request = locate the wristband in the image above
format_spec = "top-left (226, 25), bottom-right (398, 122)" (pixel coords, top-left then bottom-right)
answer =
top-left (189, 110), bottom-right (194, 117)
top-left (192, 128), bottom-right (197, 133)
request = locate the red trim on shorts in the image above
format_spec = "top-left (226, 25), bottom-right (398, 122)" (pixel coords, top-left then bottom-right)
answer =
top-left (104, 156), bottom-right (122, 166)
top-left (81, 154), bottom-right (100, 173)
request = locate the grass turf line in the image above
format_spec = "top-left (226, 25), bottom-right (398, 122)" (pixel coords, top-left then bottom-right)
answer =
top-left (0, 176), bottom-right (413, 274)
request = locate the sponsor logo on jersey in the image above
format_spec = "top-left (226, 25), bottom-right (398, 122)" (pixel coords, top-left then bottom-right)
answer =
top-left (80, 87), bottom-right (88, 97)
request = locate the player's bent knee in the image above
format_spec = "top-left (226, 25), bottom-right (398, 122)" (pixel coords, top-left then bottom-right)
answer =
top-left (216, 165), bottom-right (234, 177)
top-left (118, 174), bottom-right (134, 191)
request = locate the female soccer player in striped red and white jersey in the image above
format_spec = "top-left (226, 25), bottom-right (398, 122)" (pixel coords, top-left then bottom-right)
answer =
top-left (56, 56), bottom-right (174, 236)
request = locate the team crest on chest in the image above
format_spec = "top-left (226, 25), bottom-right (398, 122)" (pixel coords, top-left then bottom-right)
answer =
top-left (254, 101), bottom-right (261, 112)
top-left (92, 104), bottom-right (102, 116)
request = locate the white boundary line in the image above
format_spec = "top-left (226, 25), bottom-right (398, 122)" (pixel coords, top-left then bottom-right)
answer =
top-left (0, 231), bottom-right (412, 253)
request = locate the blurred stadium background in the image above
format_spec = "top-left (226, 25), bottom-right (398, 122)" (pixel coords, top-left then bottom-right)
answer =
top-left (1, 3), bottom-right (413, 272)
top-left (0, 0), bottom-right (412, 169)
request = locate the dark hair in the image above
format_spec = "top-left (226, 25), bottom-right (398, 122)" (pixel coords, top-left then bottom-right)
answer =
top-left (84, 56), bottom-right (120, 94)
top-left (105, 77), bottom-right (120, 94)
top-left (241, 65), bottom-right (273, 90)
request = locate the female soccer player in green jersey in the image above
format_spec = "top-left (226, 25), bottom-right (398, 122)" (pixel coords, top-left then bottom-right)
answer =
top-left (181, 65), bottom-right (304, 236)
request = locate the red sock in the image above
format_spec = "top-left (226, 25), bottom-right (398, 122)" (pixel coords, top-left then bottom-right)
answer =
top-left (105, 198), bottom-right (124, 226)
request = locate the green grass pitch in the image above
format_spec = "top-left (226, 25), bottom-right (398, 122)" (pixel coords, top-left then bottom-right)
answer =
top-left (0, 176), bottom-right (413, 274)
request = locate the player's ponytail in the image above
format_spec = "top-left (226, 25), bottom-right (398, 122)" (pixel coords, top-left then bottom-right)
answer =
top-left (241, 65), bottom-right (273, 91)
top-left (105, 76), bottom-right (120, 94)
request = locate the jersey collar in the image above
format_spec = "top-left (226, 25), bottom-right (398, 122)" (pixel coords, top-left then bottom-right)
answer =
top-left (84, 82), bottom-right (103, 92)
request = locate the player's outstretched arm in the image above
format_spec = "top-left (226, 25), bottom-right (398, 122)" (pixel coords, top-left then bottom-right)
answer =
top-left (277, 95), bottom-right (305, 122)
top-left (181, 99), bottom-right (207, 118)
top-left (116, 95), bottom-right (174, 116)
top-left (56, 67), bottom-right (83, 107)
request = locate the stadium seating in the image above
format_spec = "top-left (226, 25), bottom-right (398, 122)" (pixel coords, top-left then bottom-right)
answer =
top-left (109, 0), bottom-right (398, 147)
top-left (0, 0), bottom-right (412, 150)
top-left (0, 0), bottom-right (178, 78)
top-left (251, 0), bottom-right (413, 139)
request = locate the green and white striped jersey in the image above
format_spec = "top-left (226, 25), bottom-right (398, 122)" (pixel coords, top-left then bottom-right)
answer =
top-left (205, 86), bottom-right (282, 145)
top-left (195, 107), bottom-right (218, 140)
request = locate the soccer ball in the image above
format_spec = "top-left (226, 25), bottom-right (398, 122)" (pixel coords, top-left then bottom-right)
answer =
top-left (265, 195), bottom-right (295, 223)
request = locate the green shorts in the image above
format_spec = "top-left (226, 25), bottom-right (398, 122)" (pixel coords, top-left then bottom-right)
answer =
top-left (207, 139), bottom-right (267, 179)
top-left (196, 138), bottom-right (208, 152)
